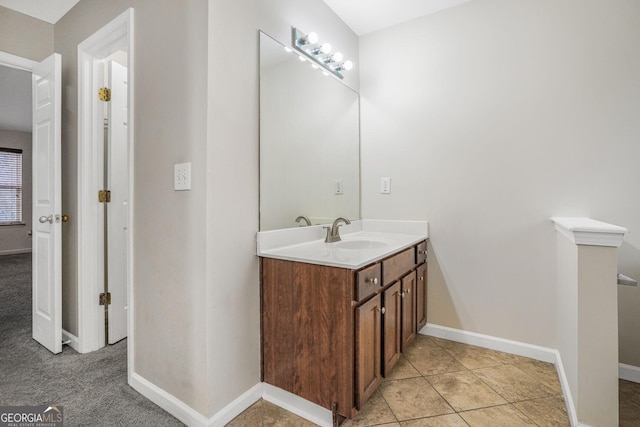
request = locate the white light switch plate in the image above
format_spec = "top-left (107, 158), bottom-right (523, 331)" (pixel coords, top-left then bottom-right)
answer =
top-left (335, 179), bottom-right (344, 195)
top-left (174, 163), bottom-right (191, 191)
top-left (380, 177), bottom-right (391, 194)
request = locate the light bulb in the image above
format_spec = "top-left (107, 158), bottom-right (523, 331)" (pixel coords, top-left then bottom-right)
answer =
top-left (311, 63), bottom-right (318, 69)
top-left (306, 32), bottom-right (319, 44)
top-left (284, 46), bottom-right (292, 53)
top-left (298, 55), bottom-right (306, 62)
top-left (320, 43), bottom-right (332, 54)
top-left (323, 71), bottom-right (330, 76)
top-left (332, 52), bottom-right (343, 63)
top-left (343, 60), bottom-right (353, 71)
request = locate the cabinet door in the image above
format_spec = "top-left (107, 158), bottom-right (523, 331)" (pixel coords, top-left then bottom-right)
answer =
top-left (401, 271), bottom-right (417, 352)
top-left (416, 263), bottom-right (428, 331)
top-left (356, 294), bottom-right (382, 409)
top-left (382, 281), bottom-right (401, 376)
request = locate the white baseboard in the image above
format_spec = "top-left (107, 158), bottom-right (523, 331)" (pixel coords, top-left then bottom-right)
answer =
top-left (262, 383), bottom-right (332, 427)
top-left (619, 363), bottom-right (640, 384)
top-left (0, 248), bottom-right (32, 256)
top-left (130, 373), bottom-right (211, 426)
top-left (130, 373), bottom-right (262, 427)
top-left (128, 323), bottom-right (610, 427)
top-left (423, 323), bottom-right (557, 363)
top-left (422, 324), bottom-right (579, 427)
top-left (61, 329), bottom-right (80, 353)
top-left (208, 383), bottom-right (262, 426)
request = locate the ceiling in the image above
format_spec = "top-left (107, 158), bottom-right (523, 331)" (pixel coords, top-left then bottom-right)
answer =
top-left (0, 1), bottom-right (471, 133)
top-left (322, 0), bottom-right (472, 35)
top-left (0, 0), bottom-right (81, 24)
top-left (0, 0), bottom-right (473, 30)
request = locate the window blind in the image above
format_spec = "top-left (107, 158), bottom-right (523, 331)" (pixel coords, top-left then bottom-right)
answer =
top-left (0, 148), bottom-right (23, 225)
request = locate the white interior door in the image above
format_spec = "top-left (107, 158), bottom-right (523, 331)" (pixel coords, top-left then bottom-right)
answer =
top-left (106, 60), bottom-right (129, 344)
top-left (32, 53), bottom-right (62, 354)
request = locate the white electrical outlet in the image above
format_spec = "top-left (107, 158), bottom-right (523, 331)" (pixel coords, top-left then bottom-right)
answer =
top-left (174, 163), bottom-right (191, 191)
top-left (380, 177), bottom-right (391, 194)
top-left (335, 179), bottom-right (344, 195)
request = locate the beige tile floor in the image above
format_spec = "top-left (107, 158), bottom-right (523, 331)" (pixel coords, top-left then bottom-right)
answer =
top-left (228, 336), bottom-right (634, 426)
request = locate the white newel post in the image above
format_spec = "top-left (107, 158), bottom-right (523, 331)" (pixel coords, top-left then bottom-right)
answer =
top-left (552, 217), bottom-right (628, 427)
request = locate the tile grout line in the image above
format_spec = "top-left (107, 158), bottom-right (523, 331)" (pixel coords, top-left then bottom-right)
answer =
top-left (426, 337), bottom-right (557, 426)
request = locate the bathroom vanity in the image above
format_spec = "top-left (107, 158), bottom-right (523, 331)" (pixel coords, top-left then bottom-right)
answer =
top-left (258, 221), bottom-right (428, 422)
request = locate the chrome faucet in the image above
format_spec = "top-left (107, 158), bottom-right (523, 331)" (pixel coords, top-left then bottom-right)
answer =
top-left (324, 217), bottom-right (351, 243)
top-left (295, 216), bottom-right (312, 227)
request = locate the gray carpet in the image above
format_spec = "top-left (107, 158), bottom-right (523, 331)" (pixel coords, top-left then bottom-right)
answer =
top-left (0, 253), bottom-right (184, 426)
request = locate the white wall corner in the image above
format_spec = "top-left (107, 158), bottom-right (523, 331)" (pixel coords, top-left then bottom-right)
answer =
top-left (551, 217), bottom-right (628, 247)
top-left (129, 373), bottom-right (211, 427)
top-left (130, 373), bottom-right (262, 427)
top-left (207, 383), bottom-right (262, 427)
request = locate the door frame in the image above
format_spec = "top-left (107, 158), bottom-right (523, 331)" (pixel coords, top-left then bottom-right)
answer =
top-left (0, 51), bottom-right (37, 71)
top-left (76, 7), bottom-right (134, 377)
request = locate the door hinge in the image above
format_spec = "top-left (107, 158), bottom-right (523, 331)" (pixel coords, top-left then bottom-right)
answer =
top-left (98, 87), bottom-right (111, 102)
top-left (99, 292), bottom-right (111, 306)
top-left (98, 190), bottom-right (111, 203)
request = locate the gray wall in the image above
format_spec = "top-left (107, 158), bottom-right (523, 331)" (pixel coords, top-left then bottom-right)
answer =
top-left (0, 6), bottom-right (53, 62)
top-left (360, 0), bottom-right (640, 361)
top-left (0, 129), bottom-right (32, 254)
top-left (52, 0), bottom-right (357, 417)
top-left (206, 0), bottom-right (358, 416)
top-left (55, 0), bottom-right (210, 415)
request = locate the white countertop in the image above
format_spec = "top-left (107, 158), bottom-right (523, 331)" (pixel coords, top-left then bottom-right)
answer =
top-left (257, 220), bottom-right (429, 269)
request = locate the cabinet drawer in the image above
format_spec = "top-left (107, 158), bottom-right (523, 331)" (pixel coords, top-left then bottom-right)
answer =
top-left (356, 263), bottom-right (382, 302)
top-left (416, 241), bottom-right (427, 264)
top-left (382, 248), bottom-right (415, 286)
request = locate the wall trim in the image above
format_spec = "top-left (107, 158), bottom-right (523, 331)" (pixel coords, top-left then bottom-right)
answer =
top-left (422, 324), bottom-right (580, 427)
top-left (61, 329), bottom-right (80, 352)
top-left (0, 248), bottom-right (32, 256)
top-left (76, 7), bottom-right (134, 358)
top-left (0, 51), bottom-right (37, 71)
top-left (130, 373), bottom-right (262, 427)
top-left (129, 323), bottom-right (612, 427)
top-left (130, 373), bottom-right (211, 426)
top-left (619, 363), bottom-right (640, 384)
top-left (262, 383), bottom-right (332, 427)
top-left (208, 383), bottom-right (262, 426)
top-left (423, 324), bottom-right (557, 363)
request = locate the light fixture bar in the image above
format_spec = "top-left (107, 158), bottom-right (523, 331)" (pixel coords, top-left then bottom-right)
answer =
top-left (291, 27), bottom-right (351, 79)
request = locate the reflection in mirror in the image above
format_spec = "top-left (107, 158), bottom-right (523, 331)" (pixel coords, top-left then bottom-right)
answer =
top-left (259, 31), bottom-right (360, 231)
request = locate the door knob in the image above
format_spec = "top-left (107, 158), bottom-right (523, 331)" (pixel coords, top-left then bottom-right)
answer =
top-left (61, 215), bottom-right (70, 223)
top-left (39, 215), bottom-right (53, 224)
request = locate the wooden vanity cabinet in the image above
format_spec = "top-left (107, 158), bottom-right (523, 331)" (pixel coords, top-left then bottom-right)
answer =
top-left (261, 240), bottom-right (428, 421)
top-left (416, 262), bottom-right (428, 331)
top-left (382, 281), bottom-right (401, 376)
top-left (355, 294), bottom-right (382, 409)
top-left (400, 271), bottom-right (417, 352)
top-left (261, 259), bottom-right (355, 418)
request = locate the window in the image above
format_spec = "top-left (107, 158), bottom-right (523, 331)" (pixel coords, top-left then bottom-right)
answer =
top-left (0, 148), bottom-right (23, 225)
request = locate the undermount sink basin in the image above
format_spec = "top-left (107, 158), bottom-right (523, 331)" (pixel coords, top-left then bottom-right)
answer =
top-left (336, 239), bottom-right (388, 250)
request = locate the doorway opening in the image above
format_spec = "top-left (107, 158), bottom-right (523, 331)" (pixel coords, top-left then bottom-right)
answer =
top-left (77, 9), bottom-right (134, 381)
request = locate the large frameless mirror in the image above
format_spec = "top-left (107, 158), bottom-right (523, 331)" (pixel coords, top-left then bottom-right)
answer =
top-left (259, 31), bottom-right (360, 231)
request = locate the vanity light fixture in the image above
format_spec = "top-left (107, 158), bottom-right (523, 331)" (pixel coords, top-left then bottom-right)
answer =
top-left (292, 27), bottom-right (353, 79)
